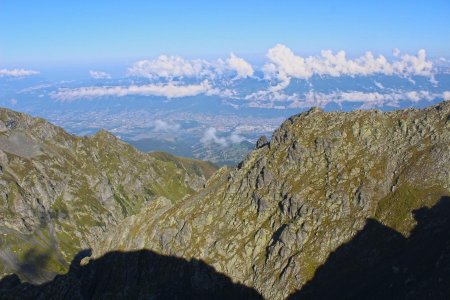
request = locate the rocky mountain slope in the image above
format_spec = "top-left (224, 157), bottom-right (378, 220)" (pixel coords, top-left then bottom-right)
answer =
top-left (93, 102), bottom-right (450, 298)
top-left (1, 102), bottom-right (450, 299)
top-left (0, 108), bottom-right (216, 282)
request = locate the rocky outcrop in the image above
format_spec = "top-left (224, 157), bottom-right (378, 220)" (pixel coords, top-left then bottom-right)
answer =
top-left (256, 136), bottom-right (269, 149)
top-left (93, 101), bottom-right (450, 299)
top-left (1, 102), bottom-right (450, 299)
top-left (0, 108), bottom-right (217, 281)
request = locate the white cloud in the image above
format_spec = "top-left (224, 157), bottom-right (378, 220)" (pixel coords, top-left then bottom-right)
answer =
top-left (443, 91), bottom-right (450, 100)
top-left (374, 81), bottom-right (384, 89)
top-left (128, 53), bottom-right (253, 80)
top-left (127, 55), bottom-right (212, 79)
top-left (10, 99), bottom-right (17, 105)
top-left (200, 128), bottom-right (247, 147)
top-left (263, 44), bottom-right (310, 91)
top-left (262, 44), bottom-right (435, 91)
top-left (201, 127), bottom-right (228, 147)
top-left (153, 120), bottom-right (180, 132)
top-left (246, 89), bottom-right (450, 110)
top-left (225, 53), bottom-right (254, 78)
top-left (0, 68), bottom-right (39, 77)
top-left (89, 70), bottom-right (111, 79)
top-left (392, 49), bottom-right (433, 77)
top-left (229, 132), bottom-right (245, 143)
top-left (50, 46), bottom-right (444, 106)
top-left (337, 90), bottom-right (435, 103)
top-left (51, 80), bottom-right (215, 101)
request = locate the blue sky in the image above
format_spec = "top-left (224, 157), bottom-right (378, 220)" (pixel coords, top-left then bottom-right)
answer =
top-left (1, 0), bottom-right (449, 66)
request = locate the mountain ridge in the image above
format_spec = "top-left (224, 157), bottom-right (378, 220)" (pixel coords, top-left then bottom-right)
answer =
top-left (0, 102), bottom-right (450, 298)
top-left (0, 107), bottom-right (217, 281)
top-left (92, 101), bottom-right (450, 298)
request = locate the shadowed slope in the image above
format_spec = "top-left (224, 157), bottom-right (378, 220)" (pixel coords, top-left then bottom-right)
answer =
top-left (0, 248), bottom-right (262, 300)
top-left (289, 196), bottom-right (450, 300)
top-left (92, 101), bottom-right (450, 299)
top-left (0, 107), bottom-right (218, 279)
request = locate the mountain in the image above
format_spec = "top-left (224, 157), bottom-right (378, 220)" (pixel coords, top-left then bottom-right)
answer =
top-left (92, 102), bottom-right (450, 298)
top-left (1, 102), bottom-right (450, 299)
top-left (0, 107), bottom-right (217, 282)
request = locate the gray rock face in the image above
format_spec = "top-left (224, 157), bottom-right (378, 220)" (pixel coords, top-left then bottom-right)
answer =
top-left (1, 102), bottom-right (450, 299)
top-left (93, 101), bottom-right (450, 299)
top-left (256, 136), bottom-right (269, 149)
top-left (0, 107), bottom-right (217, 281)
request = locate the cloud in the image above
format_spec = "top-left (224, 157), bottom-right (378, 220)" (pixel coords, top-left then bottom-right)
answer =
top-left (374, 81), bottom-right (384, 89)
top-left (262, 44), bottom-right (435, 91)
top-left (89, 70), bottom-right (111, 79)
top-left (263, 44), bottom-right (310, 91)
top-left (153, 120), bottom-right (181, 132)
top-left (126, 46), bottom-right (436, 87)
top-left (127, 55), bottom-right (212, 79)
top-left (443, 91), bottom-right (450, 100)
top-left (10, 99), bottom-right (17, 105)
top-left (229, 132), bottom-right (245, 143)
top-left (201, 127), bottom-right (228, 146)
top-left (245, 89), bottom-right (450, 110)
top-left (50, 46), bottom-right (444, 106)
top-left (0, 68), bottom-right (39, 77)
top-left (51, 80), bottom-right (216, 101)
top-left (391, 49), bottom-right (433, 77)
top-left (200, 128), bottom-right (247, 146)
top-left (128, 53), bottom-right (253, 81)
top-left (334, 90), bottom-right (435, 104)
top-left (225, 53), bottom-right (254, 78)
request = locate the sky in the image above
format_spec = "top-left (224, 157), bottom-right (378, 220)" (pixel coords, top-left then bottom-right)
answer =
top-left (1, 0), bottom-right (449, 66)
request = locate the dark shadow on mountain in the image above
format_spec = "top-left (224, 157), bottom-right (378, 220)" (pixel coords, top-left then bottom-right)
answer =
top-left (289, 196), bottom-right (450, 300)
top-left (0, 248), bottom-right (262, 300)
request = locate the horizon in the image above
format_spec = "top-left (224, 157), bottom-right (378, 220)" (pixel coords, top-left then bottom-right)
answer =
top-left (1, 2), bottom-right (450, 298)
top-left (0, 1), bottom-right (449, 164)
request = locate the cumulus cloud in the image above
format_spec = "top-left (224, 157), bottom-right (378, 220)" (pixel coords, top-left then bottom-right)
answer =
top-left (50, 46), bottom-right (444, 106)
top-left (0, 68), bottom-right (39, 77)
top-left (127, 55), bottom-right (212, 79)
top-left (225, 53), bottom-right (254, 78)
top-left (128, 53), bottom-right (254, 81)
top-left (263, 44), bottom-right (311, 90)
top-left (229, 132), bottom-right (245, 143)
top-left (89, 70), bottom-right (111, 79)
top-left (153, 120), bottom-right (181, 132)
top-left (51, 80), bottom-right (215, 101)
top-left (126, 46), bottom-right (436, 88)
top-left (201, 127), bottom-right (228, 146)
top-left (263, 44), bottom-right (435, 90)
top-left (443, 91), bottom-right (450, 100)
top-left (200, 128), bottom-right (247, 147)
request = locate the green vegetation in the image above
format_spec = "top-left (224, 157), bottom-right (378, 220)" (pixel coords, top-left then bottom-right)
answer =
top-left (375, 184), bottom-right (449, 236)
top-left (0, 107), bottom-right (218, 280)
